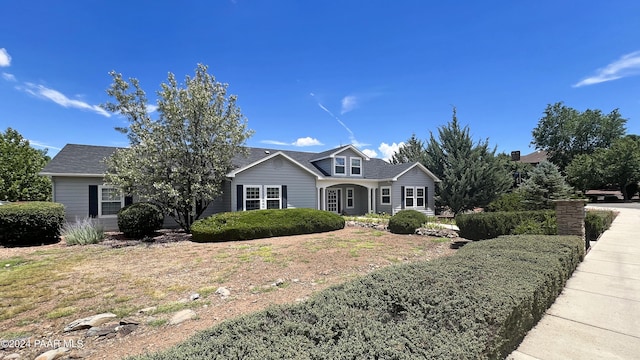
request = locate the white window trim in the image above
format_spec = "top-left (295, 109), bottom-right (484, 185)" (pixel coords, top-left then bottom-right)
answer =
top-left (346, 187), bottom-right (354, 209)
top-left (380, 186), bottom-right (391, 205)
top-left (334, 156), bottom-right (346, 175)
top-left (416, 187), bottom-right (425, 207)
top-left (265, 185), bottom-right (282, 210)
top-left (98, 185), bottom-right (124, 218)
top-left (244, 185), bottom-right (262, 211)
top-left (350, 157), bottom-right (362, 177)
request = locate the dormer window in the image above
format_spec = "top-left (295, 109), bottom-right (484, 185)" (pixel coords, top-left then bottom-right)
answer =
top-left (334, 156), bottom-right (346, 175)
top-left (351, 157), bottom-right (362, 176)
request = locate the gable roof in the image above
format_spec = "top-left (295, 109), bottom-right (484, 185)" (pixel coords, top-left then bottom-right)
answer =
top-left (41, 143), bottom-right (440, 182)
top-left (40, 144), bottom-right (120, 176)
top-left (519, 150), bottom-right (548, 165)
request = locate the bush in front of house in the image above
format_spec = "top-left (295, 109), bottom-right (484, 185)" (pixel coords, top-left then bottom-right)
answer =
top-left (62, 217), bottom-right (105, 245)
top-left (191, 208), bottom-right (345, 242)
top-left (0, 201), bottom-right (64, 246)
top-left (388, 209), bottom-right (428, 234)
top-left (128, 234), bottom-right (584, 360)
top-left (585, 210), bottom-right (616, 242)
top-left (117, 202), bottom-right (164, 239)
top-left (456, 210), bottom-right (556, 240)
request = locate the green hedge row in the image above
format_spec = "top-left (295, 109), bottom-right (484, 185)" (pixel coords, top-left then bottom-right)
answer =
top-left (118, 202), bottom-right (164, 239)
top-left (456, 210), bottom-right (555, 240)
top-left (0, 202), bottom-right (64, 246)
top-left (129, 234), bottom-right (584, 360)
top-left (585, 210), bottom-right (616, 242)
top-left (191, 208), bottom-right (345, 242)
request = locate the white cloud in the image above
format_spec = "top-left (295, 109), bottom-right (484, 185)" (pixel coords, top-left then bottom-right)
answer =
top-left (378, 142), bottom-right (404, 161)
top-left (261, 140), bottom-right (290, 146)
top-left (0, 48), bottom-right (11, 67)
top-left (27, 140), bottom-right (62, 151)
top-left (146, 104), bottom-right (158, 113)
top-left (350, 139), bottom-right (370, 148)
top-left (2, 72), bottom-right (16, 81)
top-left (261, 137), bottom-right (323, 147)
top-left (573, 50), bottom-right (640, 87)
top-left (292, 137), bottom-right (322, 146)
top-left (20, 82), bottom-right (111, 117)
top-left (362, 149), bottom-right (377, 158)
top-left (340, 95), bottom-right (358, 114)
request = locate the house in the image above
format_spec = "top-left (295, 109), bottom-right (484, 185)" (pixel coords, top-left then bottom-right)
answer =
top-left (517, 150), bottom-right (548, 166)
top-left (40, 144), bottom-right (441, 230)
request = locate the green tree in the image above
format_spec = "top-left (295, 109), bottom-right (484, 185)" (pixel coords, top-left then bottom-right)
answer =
top-left (531, 102), bottom-right (627, 171)
top-left (389, 133), bottom-right (427, 164)
top-left (425, 109), bottom-right (512, 215)
top-left (599, 136), bottom-right (640, 200)
top-left (0, 128), bottom-right (52, 201)
top-left (101, 64), bottom-right (253, 232)
top-left (517, 161), bottom-right (573, 210)
top-left (565, 153), bottom-right (603, 194)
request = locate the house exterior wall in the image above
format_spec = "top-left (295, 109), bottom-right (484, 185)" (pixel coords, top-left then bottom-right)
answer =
top-left (375, 183), bottom-right (393, 215)
top-left (326, 184), bottom-right (368, 215)
top-left (231, 155), bottom-right (317, 211)
top-left (52, 176), bottom-right (120, 230)
top-left (392, 167), bottom-right (437, 216)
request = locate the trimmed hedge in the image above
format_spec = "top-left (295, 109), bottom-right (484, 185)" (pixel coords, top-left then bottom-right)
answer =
top-left (585, 210), bottom-right (616, 242)
top-left (388, 209), bottom-right (428, 234)
top-left (129, 234), bottom-right (584, 360)
top-left (456, 210), bottom-right (555, 240)
top-left (118, 202), bottom-right (164, 239)
top-left (0, 201), bottom-right (64, 246)
top-left (191, 208), bottom-right (345, 242)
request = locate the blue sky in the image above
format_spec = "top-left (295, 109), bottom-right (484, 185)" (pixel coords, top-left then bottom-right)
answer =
top-left (2, 1), bottom-right (640, 160)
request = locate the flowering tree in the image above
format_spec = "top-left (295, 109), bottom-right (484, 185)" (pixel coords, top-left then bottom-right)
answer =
top-left (101, 64), bottom-right (253, 232)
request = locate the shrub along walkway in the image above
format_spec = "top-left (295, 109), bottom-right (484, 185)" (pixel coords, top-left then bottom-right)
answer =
top-left (508, 207), bottom-right (640, 359)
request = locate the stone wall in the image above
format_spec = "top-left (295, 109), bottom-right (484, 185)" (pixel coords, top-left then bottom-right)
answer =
top-left (554, 199), bottom-right (587, 238)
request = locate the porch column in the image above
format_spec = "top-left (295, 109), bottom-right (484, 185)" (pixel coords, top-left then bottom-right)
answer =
top-left (371, 187), bottom-right (376, 213)
top-left (316, 187), bottom-right (321, 210)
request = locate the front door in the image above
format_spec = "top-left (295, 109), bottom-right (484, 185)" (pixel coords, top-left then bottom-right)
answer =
top-left (327, 189), bottom-right (341, 214)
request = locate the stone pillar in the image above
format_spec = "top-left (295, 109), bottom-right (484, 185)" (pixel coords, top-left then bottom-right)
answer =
top-left (554, 199), bottom-right (587, 238)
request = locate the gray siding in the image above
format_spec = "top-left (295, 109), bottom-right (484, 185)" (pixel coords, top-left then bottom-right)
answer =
top-left (52, 176), bottom-right (120, 231)
top-left (232, 155), bottom-right (317, 210)
top-left (314, 158), bottom-right (332, 175)
top-left (392, 167), bottom-right (436, 216)
top-left (375, 186), bottom-right (393, 215)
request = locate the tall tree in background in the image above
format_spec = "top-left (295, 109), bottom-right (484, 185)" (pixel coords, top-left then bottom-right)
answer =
top-left (424, 109), bottom-right (512, 215)
top-left (389, 133), bottom-right (427, 164)
top-left (101, 64), bottom-right (253, 232)
top-left (0, 128), bottom-right (52, 201)
top-left (531, 102), bottom-right (626, 171)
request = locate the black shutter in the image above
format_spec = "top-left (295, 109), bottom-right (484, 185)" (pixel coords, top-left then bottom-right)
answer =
top-left (425, 187), bottom-right (428, 208)
top-left (282, 185), bottom-right (288, 209)
top-left (125, 196), bottom-right (133, 206)
top-left (400, 186), bottom-right (405, 209)
top-left (236, 185), bottom-right (243, 211)
top-left (89, 185), bottom-right (98, 218)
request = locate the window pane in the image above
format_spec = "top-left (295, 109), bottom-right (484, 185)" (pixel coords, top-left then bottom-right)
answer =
top-left (335, 158), bottom-right (345, 165)
top-left (351, 167), bottom-right (361, 175)
top-left (351, 158), bottom-right (361, 166)
top-left (381, 188), bottom-right (390, 196)
top-left (101, 188), bottom-right (121, 201)
top-left (347, 198), bottom-right (354, 207)
top-left (417, 198), bottom-right (424, 207)
top-left (102, 202), bottom-right (122, 215)
top-left (406, 188), bottom-right (414, 197)
top-left (266, 187), bottom-right (279, 199)
top-left (417, 188), bottom-right (424, 196)
top-left (246, 187), bottom-right (260, 199)
top-left (246, 200), bottom-right (260, 210)
top-left (406, 198), bottom-right (414, 207)
top-left (382, 196), bottom-right (390, 204)
top-left (266, 200), bottom-right (280, 209)
top-left (335, 166), bottom-right (345, 174)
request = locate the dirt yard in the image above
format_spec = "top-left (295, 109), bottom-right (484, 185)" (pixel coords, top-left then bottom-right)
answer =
top-left (0, 227), bottom-right (456, 359)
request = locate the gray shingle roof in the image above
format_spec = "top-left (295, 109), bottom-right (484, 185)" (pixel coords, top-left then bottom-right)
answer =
top-left (40, 144), bottom-right (120, 175)
top-left (41, 144), bottom-right (435, 181)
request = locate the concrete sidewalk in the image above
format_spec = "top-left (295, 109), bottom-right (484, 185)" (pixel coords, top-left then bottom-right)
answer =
top-left (508, 207), bottom-right (640, 360)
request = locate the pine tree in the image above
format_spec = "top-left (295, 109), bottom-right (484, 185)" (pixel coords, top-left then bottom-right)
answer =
top-left (517, 161), bottom-right (573, 209)
top-left (389, 134), bottom-right (427, 164)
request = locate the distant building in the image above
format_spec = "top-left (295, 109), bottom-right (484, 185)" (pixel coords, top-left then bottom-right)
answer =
top-left (517, 150), bottom-right (548, 166)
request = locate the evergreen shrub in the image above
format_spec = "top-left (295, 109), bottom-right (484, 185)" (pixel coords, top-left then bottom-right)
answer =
top-left (388, 209), bottom-right (428, 234)
top-left (191, 208), bottom-right (345, 242)
top-left (456, 210), bottom-right (555, 240)
top-left (128, 234), bottom-right (584, 360)
top-left (0, 201), bottom-right (64, 246)
top-left (117, 202), bottom-right (163, 239)
top-left (585, 210), bottom-right (616, 242)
